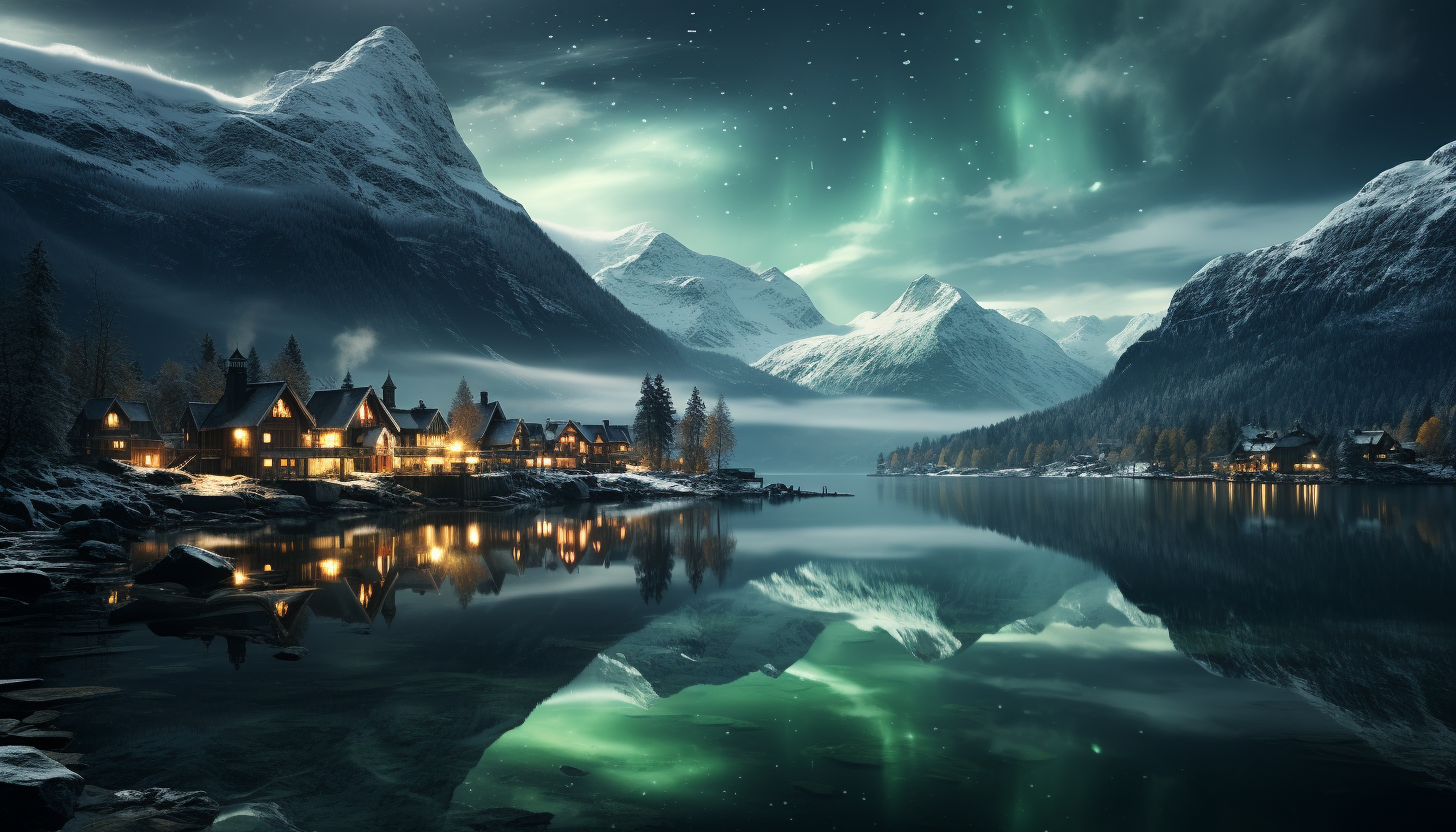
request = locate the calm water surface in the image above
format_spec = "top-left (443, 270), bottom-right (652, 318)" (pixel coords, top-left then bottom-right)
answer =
top-left (4, 476), bottom-right (1454, 831)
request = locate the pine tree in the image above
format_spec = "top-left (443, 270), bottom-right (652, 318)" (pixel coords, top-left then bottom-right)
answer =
top-left (677, 386), bottom-right (708, 473)
top-left (246, 347), bottom-right (262, 383)
top-left (268, 335), bottom-right (312, 400)
top-left (632, 374), bottom-right (677, 470)
top-left (0, 243), bottom-right (71, 463)
top-left (199, 333), bottom-right (217, 369)
top-left (341, 370), bottom-right (354, 389)
top-left (704, 394), bottom-right (737, 471)
top-left (446, 377), bottom-right (482, 448)
top-left (145, 359), bottom-right (192, 433)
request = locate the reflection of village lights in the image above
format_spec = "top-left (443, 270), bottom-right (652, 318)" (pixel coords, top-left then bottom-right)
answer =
top-left (468, 525), bottom-right (480, 546)
top-left (466, 456), bottom-right (479, 464)
top-left (319, 558), bottom-right (341, 577)
top-left (233, 570), bottom-right (248, 585)
top-left (429, 547), bottom-right (444, 563)
top-left (451, 442), bottom-right (464, 452)
top-left (620, 527), bottom-right (627, 540)
top-left (263, 564), bottom-right (272, 571)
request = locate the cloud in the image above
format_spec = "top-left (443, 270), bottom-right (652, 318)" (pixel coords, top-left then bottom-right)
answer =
top-left (453, 84), bottom-right (592, 149)
top-left (962, 179), bottom-right (1083, 219)
top-left (332, 327), bottom-right (377, 376)
top-left (786, 221), bottom-right (886, 284)
top-left (973, 200), bottom-right (1338, 269)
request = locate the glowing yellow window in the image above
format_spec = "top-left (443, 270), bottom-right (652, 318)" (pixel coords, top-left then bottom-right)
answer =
top-left (105, 412), bottom-right (119, 428)
top-left (233, 428), bottom-right (248, 447)
top-left (262, 432), bottom-right (272, 444)
top-left (271, 400), bottom-right (291, 418)
top-left (263, 458), bottom-right (273, 467)
top-left (111, 440), bottom-right (125, 449)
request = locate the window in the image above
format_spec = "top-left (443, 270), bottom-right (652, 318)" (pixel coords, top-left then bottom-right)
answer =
top-left (233, 428), bottom-right (248, 447)
top-left (321, 432), bottom-right (340, 448)
top-left (262, 432), bottom-right (272, 444)
top-left (272, 400), bottom-right (291, 418)
top-left (105, 412), bottom-right (119, 428)
top-left (111, 440), bottom-right (125, 449)
top-left (359, 402), bottom-right (372, 422)
top-left (263, 458), bottom-right (273, 467)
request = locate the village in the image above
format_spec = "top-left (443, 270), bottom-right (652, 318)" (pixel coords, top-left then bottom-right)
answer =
top-left (876, 421), bottom-right (1447, 481)
top-left (66, 350), bottom-right (636, 479)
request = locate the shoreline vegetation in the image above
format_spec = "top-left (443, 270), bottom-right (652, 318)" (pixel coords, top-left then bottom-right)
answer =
top-left (869, 458), bottom-right (1456, 485)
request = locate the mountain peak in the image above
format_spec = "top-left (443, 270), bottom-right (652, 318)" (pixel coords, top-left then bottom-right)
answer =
top-left (891, 275), bottom-right (964, 314)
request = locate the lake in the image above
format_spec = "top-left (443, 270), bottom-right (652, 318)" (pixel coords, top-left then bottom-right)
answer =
top-left (4, 475), bottom-right (1454, 831)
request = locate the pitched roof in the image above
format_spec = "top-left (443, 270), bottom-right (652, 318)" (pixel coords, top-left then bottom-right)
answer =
top-left (484, 418), bottom-right (523, 447)
top-left (605, 424), bottom-right (632, 444)
top-left (1346, 429), bottom-right (1392, 445)
top-left (185, 402), bottom-right (215, 431)
top-left (470, 400), bottom-right (507, 442)
top-left (578, 423), bottom-right (606, 443)
top-left (307, 386), bottom-right (400, 433)
top-left (201, 382), bottom-right (315, 430)
top-left (81, 397), bottom-right (155, 424)
top-left (524, 422), bottom-right (545, 443)
top-left (389, 406), bottom-right (445, 433)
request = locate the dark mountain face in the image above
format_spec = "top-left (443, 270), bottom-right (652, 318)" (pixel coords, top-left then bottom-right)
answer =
top-left (0, 29), bottom-right (796, 392)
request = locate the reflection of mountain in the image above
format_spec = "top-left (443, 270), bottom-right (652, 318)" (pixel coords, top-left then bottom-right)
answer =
top-left (890, 477), bottom-right (1456, 787)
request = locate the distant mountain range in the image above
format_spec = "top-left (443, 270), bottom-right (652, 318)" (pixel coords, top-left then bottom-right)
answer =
top-left (752, 276), bottom-right (1103, 409)
top-left (543, 222), bottom-right (842, 363)
top-left (997, 308), bottom-right (1165, 374)
top-left (0, 28), bottom-right (789, 390)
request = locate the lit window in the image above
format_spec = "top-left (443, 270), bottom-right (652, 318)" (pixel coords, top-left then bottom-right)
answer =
top-left (263, 432), bottom-right (272, 444)
top-left (359, 402), bottom-right (372, 421)
top-left (263, 458), bottom-right (273, 467)
top-left (111, 440), bottom-right (125, 449)
top-left (321, 432), bottom-right (340, 448)
top-left (105, 412), bottom-right (119, 428)
top-left (233, 428), bottom-right (248, 447)
top-left (272, 400), bottom-right (291, 418)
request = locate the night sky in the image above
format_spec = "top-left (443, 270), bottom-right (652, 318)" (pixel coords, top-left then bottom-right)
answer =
top-left (6, 1), bottom-right (1456, 322)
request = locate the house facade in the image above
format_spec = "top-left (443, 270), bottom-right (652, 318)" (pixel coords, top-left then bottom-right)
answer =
top-left (1344, 429), bottom-right (1414, 463)
top-left (190, 352), bottom-right (316, 478)
top-left (305, 382), bottom-right (401, 476)
top-left (69, 397), bottom-right (167, 467)
top-left (1223, 425), bottom-right (1324, 474)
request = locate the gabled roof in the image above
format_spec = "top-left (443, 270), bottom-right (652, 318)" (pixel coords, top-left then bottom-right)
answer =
top-left (201, 382), bottom-right (316, 430)
top-left (1346, 429), bottom-right (1394, 446)
top-left (578, 423), bottom-right (606, 443)
top-left (185, 402), bottom-right (215, 432)
top-left (483, 418), bottom-right (524, 447)
top-left (605, 424), bottom-right (632, 444)
top-left (390, 406), bottom-right (446, 434)
top-left (307, 386), bottom-right (400, 433)
top-left (524, 422), bottom-right (545, 443)
top-left (471, 400), bottom-right (507, 442)
top-left (81, 397), bottom-right (155, 425)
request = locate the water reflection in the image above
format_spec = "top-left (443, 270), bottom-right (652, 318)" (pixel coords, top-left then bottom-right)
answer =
top-left (883, 477), bottom-right (1456, 788)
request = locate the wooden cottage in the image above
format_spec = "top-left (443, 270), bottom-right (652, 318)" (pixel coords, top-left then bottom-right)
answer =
top-left (190, 351), bottom-right (316, 478)
top-left (1228, 425), bottom-right (1323, 474)
top-left (70, 397), bottom-right (167, 467)
top-left (305, 382), bottom-right (401, 475)
top-left (381, 374), bottom-right (448, 448)
top-left (577, 420), bottom-right (632, 470)
top-left (1344, 429), bottom-right (1412, 463)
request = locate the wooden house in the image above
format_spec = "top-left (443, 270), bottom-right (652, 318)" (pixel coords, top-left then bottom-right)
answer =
top-left (1344, 429), bottom-right (1412, 463)
top-left (70, 397), bottom-right (167, 467)
top-left (577, 420), bottom-right (633, 470)
top-left (1228, 425), bottom-right (1323, 474)
top-left (305, 382), bottom-right (401, 475)
top-left (191, 351), bottom-right (315, 478)
top-left (381, 374), bottom-right (447, 448)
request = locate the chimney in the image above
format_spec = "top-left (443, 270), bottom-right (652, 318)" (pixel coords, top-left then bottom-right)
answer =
top-left (480, 391), bottom-right (489, 407)
top-left (224, 349), bottom-right (248, 412)
top-left (603, 419), bottom-right (610, 429)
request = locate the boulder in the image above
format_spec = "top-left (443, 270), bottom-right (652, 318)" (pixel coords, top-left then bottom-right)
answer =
top-left (209, 802), bottom-right (304, 832)
top-left (68, 504), bottom-right (97, 522)
top-left (0, 570), bottom-right (54, 602)
top-left (178, 493), bottom-right (245, 512)
top-left (132, 545), bottom-right (234, 592)
top-left (0, 728), bottom-right (73, 750)
top-left (1, 495), bottom-right (43, 530)
top-left (68, 787), bottom-right (220, 832)
top-left (53, 476), bottom-right (77, 488)
top-left (58, 519), bottom-right (122, 544)
top-left (98, 500), bottom-right (151, 529)
top-left (276, 480), bottom-right (340, 506)
top-left (272, 647), bottom-right (308, 661)
top-left (0, 745), bottom-right (84, 831)
top-left (143, 470), bottom-right (191, 486)
top-left (91, 457), bottom-right (128, 476)
top-left (76, 541), bottom-right (129, 563)
top-left (462, 808), bottom-right (556, 830)
top-left (258, 495), bottom-right (309, 515)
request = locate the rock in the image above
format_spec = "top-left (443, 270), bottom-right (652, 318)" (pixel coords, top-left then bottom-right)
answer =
top-left (0, 718), bottom-right (18, 733)
top-left (0, 728), bottom-right (74, 750)
top-left (178, 494), bottom-right (245, 512)
top-left (0, 678), bottom-right (44, 692)
top-left (58, 519), bottom-right (122, 544)
top-left (271, 647), bottom-right (308, 661)
top-left (39, 752), bottom-right (82, 769)
top-left (132, 545), bottom-right (234, 592)
top-left (67, 787), bottom-right (220, 832)
top-left (209, 802), bottom-right (304, 832)
top-left (1, 495), bottom-right (44, 530)
top-left (0, 687), bottom-right (120, 705)
top-left (588, 488), bottom-right (625, 502)
top-left (23, 711), bottom-right (60, 726)
top-left (0, 570), bottom-right (55, 602)
top-left (464, 808), bottom-right (556, 830)
top-left (75, 541), bottom-right (130, 563)
top-left (91, 457), bottom-right (128, 476)
top-left (98, 500), bottom-right (151, 529)
top-left (153, 494), bottom-right (184, 510)
top-left (258, 495), bottom-right (309, 516)
top-left (68, 504), bottom-right (97, 522)
top-left (22, 473), bottom-right (58, 490)
top-left (276, 480), bottom-right (340, 506)
top-left (143, 470), bottom-right (191, 486)
top-left (558, 765), bottom-right (589, 777)
top-left (53, 476), bottom-right (77, 488)
top-left (0, 745), bottom-right (84, 831)
top-left (327, 499), bottom-right (373, 512)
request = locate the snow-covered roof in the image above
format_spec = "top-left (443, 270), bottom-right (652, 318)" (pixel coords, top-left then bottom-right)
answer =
top-left (483, 418), bottom-right (523, 447)
top-left (201, 382), bottom-right (315, 430)
top-left (307, 387), bottom-right (399, 433)
top-left (390, 406), bottom-right (445, 434)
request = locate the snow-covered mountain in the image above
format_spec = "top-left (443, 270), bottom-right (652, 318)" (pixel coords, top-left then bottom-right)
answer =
top-left (752, 276), bottom-right (1102, 409)
top-left (997, 307), bottom-right (1164, 374)
top-left (543, 221), bottom-right (841, 363)
top-left (0, 29), bottom-right (787, 387)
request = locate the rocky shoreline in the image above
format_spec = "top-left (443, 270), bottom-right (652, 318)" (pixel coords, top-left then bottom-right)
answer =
top-left (872, 461), bottom-right (1456, 485)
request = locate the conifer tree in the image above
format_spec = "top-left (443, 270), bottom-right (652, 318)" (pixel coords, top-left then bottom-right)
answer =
top-left (246, 347), bottom-right (262, 382)
top-left (704, 394), bottom-right (737, 471)
top-left (0, 243), bottom-right (71, 462)
top-left (446, 377), bottom-right (482, 449)
top-left (632, 373), bottom-right (677, 470)
top-left (267, 335), bottom-right (311, 399)
top-left (677, 386), bottom-right (708, 473)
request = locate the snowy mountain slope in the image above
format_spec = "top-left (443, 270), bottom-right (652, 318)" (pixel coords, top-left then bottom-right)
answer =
top-left (542, 221), bottom-right (843, 363)
top-left (997, 307), bottom-right (1160, 374)
top-left (0, 29), bottom-right (800, 389)
top-left (752, 276), bottom-right (1101, 409)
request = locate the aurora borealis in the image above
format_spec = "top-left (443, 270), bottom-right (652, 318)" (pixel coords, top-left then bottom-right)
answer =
top-left (7, 0), bottom-right (1454, 321)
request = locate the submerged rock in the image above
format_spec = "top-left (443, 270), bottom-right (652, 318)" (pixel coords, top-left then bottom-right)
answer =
top-left (0, 687), bottom-right (120, 706)
top-left (0, 745), bottom-right (84, 831)
top-left (132, 545), bottom-right (234, 592)
top-left (559, 765), bottom-right (589, 777)
top-left (67, 786), bottom-right (220, 832)
top-left (209, 802), bottom-right (304, 832)
top-left (0, 570), bottom-right (54, 602)
top-left (272, 647), bottom-right (308, 661)
top-left (75, 541), bottom-right (129, 563)
top-left (463, 807), bottom-right (555, 830)
top-left (58, 519), bottom-right (123, 543)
